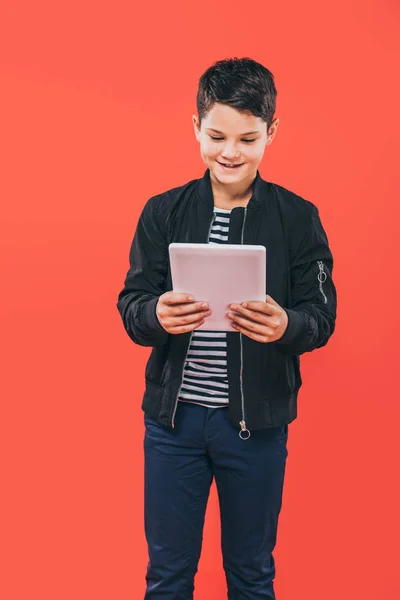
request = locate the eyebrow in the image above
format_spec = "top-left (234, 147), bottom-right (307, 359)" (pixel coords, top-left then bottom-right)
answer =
top-left (206, 128), bottom-right (260, 135)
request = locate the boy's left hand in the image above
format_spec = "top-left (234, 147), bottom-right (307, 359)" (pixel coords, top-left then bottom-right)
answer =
top-left (227, 295), bottom-right (289, 343)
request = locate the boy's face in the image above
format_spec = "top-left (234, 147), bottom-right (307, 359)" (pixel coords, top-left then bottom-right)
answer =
top-left (193, 102), bottom-right (279, 184)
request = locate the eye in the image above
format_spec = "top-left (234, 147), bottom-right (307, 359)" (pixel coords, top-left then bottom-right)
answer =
top-left (209, 135), bottom-right (256, 143)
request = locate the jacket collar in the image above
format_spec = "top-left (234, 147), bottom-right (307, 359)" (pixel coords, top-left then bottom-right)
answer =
top-left (196, 167), bottom-right (266, 210)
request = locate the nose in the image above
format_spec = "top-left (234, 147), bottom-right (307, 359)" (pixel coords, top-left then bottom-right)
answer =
top-left (221, 143), bottom-right (239, 159)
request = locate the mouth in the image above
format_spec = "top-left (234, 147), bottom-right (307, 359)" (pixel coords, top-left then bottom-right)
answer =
top-left (217, 161), bottom-right (244, 170)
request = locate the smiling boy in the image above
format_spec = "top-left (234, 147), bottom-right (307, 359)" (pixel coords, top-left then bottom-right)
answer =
top-left (117, 57), bottom-right (337, 599)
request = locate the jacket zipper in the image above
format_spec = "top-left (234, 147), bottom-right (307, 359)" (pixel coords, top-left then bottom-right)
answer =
top-left (317, 261), bottom-right (328, 304)
top-left (239, 208), bottom-right (251, 440)
top-left (171, 212), bottom-right (217, 428)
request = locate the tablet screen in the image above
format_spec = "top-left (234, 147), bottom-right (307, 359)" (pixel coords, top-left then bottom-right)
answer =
top-left (169, 243), bottom-right (266, 331)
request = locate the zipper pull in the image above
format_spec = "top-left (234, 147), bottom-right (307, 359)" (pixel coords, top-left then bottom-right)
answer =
top-left (239, 420), bottom-right (251, 440)
top-left (317, 261), bottom-right (328, 304)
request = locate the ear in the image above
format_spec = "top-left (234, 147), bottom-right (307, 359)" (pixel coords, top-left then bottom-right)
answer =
top-left (192, 114), bottom-right (201, 141)
top-left (267, 118), bottom-right (280, 144)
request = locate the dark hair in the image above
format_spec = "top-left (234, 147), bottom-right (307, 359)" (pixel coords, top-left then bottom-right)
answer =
top-left (196, 57), bottom-right (277, 130)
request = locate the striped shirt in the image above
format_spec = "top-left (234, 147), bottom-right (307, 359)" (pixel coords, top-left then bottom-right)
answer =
top-left (177, 207), bottom-right (231, 408)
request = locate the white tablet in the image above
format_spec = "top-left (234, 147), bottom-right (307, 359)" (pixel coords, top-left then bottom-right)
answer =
top-left (168, 243), bottom-right (266, 331)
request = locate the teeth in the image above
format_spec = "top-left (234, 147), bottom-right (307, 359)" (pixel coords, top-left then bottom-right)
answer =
top-left (218, 161), bottom-right (242, 167)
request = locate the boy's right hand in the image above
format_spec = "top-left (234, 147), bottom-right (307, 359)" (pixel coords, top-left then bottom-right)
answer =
top-left (156, 292), bottom-right (211, 334)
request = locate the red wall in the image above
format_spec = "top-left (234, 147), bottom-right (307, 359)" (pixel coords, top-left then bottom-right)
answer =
top-left (1, 1), bottom-right (399, 598)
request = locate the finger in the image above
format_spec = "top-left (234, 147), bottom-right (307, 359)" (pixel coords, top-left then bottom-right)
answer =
top-left (229, 313), bottom-right (275, 336)
top-left (231, 315), bottom-right (276, 337)
top-left (230, 321), bottom-right (270, 343)
top-left (229, 306), bottom-right (281, 329)
top-left (263, 316), bottom-right (281, 329)
top-left (266, 295), bottom-right (280, 306)
top-left (170, 301), bottom-right (209, 317)
top-left (167, 309), bottom-right (211, 327)
top-left (227, 305), bottom-right (270, 325)
top-left (168, 317), bottom-right (205, 334)
top-left (162, 292), bottom-right (195, 305)
top-left (238, 300), bottom-right (280, 316)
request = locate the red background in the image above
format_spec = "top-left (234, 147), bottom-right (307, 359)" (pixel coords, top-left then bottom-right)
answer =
top-left (1, 1), bottom-right (399, 598)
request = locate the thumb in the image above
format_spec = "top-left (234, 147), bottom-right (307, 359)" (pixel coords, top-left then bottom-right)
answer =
top-left (266, 294), bottom-right (279, 305)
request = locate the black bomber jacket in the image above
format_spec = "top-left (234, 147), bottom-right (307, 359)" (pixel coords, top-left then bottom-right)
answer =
top-left (116, 168), bottom-right (337, 435)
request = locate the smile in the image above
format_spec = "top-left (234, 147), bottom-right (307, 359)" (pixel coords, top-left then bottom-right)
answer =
top-left (217, 161), bottom-right (243, 169)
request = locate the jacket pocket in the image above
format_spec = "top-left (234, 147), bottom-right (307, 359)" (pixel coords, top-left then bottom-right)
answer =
top-left (285, 355), bottom-right (297, 393)
top-left (280, 424), bottom-right (289, 442)
top-left (142, 379), bottom-right (166, 419)
top-left (266, 347), bottom-right (298, 397)
top-left (145, 344), bottom-right (170, 388)
top-left (293, 354), bottom-right (302, 389)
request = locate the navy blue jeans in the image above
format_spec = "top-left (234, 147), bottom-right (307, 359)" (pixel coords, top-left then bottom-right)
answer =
top-left (143, 402), bottom-right (288, 599)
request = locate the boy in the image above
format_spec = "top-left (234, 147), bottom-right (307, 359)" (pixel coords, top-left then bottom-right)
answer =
top-left (117, 57), bottom-right (337, 599)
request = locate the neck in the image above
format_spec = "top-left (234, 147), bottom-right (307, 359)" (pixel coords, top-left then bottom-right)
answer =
top-left (210, 168), bottom-right (256, 209)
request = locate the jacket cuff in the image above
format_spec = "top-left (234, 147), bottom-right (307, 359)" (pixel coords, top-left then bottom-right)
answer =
top-left (276, 308), bottom-right (306, 345)
top-left (141, 296), bottom-right (168, 338)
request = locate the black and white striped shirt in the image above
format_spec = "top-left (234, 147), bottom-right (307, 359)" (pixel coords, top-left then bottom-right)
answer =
top-left (177, 208), bottom-right (231, 408)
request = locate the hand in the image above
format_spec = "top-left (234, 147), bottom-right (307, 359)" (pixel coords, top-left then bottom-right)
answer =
top-left (226, 295), bottom-right (288, 343)
top-left (156, 292), bottom-right (211, 334)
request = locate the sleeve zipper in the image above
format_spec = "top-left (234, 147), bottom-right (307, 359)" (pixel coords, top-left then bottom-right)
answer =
top-left (317, 261), bottom-right (328, 304)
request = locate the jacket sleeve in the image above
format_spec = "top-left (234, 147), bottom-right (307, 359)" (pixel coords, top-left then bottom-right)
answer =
top-left (276, 203), bottom-right (337, 355)
top-left (116, 195), bottom-right (169, 347)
